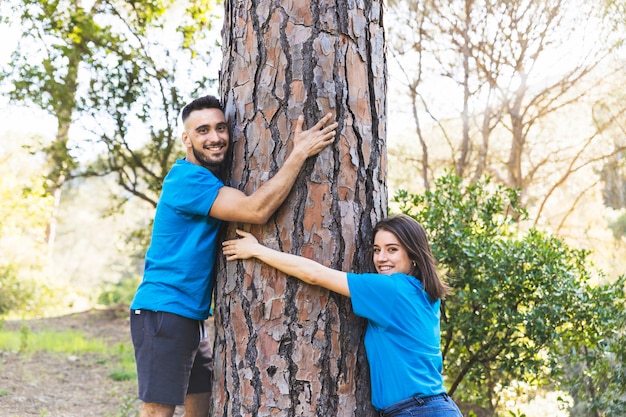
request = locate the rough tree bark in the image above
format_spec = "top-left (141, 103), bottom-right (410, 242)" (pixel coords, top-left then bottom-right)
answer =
top-left (212, 0), bottom-right (387, 416)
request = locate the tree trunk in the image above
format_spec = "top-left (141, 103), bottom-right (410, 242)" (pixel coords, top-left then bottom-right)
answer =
top-left (213, 1), bottom-right (387, 416)
top-left (45, 50), bottom-right (79, 259)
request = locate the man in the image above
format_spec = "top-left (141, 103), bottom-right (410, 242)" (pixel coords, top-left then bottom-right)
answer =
top-left (130, 95), bottom-right (338, 417)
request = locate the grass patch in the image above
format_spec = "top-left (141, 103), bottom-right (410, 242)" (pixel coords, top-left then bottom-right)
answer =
top-left (110, 369), bottom-right (136, 381)
top-left (108, 342), bottom-right (137, 381)
top-left (0, 325), bottom-right (137, 382)
top-left (0, 325), bottom-right (110, 354)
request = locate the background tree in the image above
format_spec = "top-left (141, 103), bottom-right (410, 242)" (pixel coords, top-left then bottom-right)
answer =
top-left (394, 175), bottom-right (626, 416)
top-left (0, 0), bottom-right (221, 254)
top-left (594, 9), bottom-right (626, 243)
top-left (81, 0), bottom-right (220, 210)
top-left (1, 0), bottom-right (104, 256)
top-left (385, 0), bottom-right (626, 228)
top-left (213, 0), bottom-right (386, 415)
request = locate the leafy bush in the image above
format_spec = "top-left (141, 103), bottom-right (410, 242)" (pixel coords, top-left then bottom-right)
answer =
top-left (393, 174), bottom-right (626, 416)
top-left (97, 276), bottom-right (141, 307)
top-left (0, 264), bottom-right (36, 316)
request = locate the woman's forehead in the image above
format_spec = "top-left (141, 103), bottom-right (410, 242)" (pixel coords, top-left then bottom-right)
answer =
top-left (373, 229), bottom-right (400, 245)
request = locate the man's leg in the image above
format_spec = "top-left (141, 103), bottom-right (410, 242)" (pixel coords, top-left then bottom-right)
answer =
top-left (131, 310), bottom-right (201, 416)
top-left (183, 392), bottom-right (211, 417)
top-left (140, 401), bottom-right (176, 417)
top-left (184, 335), bottom-right (213, 417)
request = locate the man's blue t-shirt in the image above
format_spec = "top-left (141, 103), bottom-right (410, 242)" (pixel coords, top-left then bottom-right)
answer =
top-left (347, 272), bottom-right (445, 410)
top-left (131, 158), bottom-right (224, 320)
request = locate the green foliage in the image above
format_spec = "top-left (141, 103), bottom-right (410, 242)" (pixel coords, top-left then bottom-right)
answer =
top-left (556, 274), bottom-right (626, 416)
top-left (179, 0), bottom-right (222, 52)
top-left (393, 173), bottom-right (626, 415)
top-left (97, 276), bottom-right (141, 307)
top-left (0, 135), bottom-right (52, 316)
top-left (0, 265), bottom-right (36, 316)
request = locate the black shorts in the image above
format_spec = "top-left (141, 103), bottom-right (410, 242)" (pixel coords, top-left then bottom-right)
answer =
top-left (130, 309), bottom-right (213, 405)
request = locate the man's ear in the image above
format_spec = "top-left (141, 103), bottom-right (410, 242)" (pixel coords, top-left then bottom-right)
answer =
top-left (181, 131), bottom-right (191, 148)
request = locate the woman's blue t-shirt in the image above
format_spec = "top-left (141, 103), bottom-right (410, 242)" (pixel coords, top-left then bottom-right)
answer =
top-left (347, 272), bottom-right (445, 410)
top-left (131, 158), bottom-right (223, 320)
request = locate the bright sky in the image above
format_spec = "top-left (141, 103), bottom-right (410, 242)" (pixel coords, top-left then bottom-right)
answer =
top-left (0, 18), bottom-right (58, 143)
top-left (0, 11), bottom-right (19, 60)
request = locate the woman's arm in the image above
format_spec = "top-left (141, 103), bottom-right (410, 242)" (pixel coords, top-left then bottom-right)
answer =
top-left (222, 229), bottom-right (350, 297)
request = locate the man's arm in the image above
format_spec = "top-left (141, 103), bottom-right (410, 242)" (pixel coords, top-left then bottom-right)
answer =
top-left (209, 113), bottom-right (338, 224)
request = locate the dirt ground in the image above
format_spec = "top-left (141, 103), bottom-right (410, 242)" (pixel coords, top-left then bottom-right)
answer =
top-left (1, 307), bottom-right (487, 417)
top-left (0, 306), bottom-right (187, 417)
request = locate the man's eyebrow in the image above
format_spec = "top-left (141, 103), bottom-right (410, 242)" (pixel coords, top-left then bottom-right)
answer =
top-left (195, 122), bottom-right (227, 132)
top-left (194, 124), bottom-right (209, 132)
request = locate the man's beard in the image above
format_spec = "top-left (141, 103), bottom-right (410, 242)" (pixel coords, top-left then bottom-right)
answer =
top-left (192, 143), bottom-right (226, 171)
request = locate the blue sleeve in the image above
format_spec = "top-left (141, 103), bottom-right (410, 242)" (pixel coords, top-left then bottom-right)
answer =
top-left (163, 161), bottom-right (223, 216)
top-left (347, 272), bottom-right (398, 329)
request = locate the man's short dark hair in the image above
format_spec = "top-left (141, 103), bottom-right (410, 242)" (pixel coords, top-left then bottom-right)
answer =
top-left (181, 95), bottom-right (223, 122)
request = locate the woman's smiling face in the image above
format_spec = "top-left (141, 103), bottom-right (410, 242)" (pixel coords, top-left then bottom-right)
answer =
top-left (373, 229), bottom-right (413, 275)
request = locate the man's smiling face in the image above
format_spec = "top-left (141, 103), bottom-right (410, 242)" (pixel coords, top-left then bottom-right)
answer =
top-left (182, 108), bottom-right (229, 171)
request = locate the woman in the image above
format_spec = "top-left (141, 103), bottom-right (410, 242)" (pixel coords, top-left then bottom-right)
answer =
top-left (222, 214), bottom-right (462, 417)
